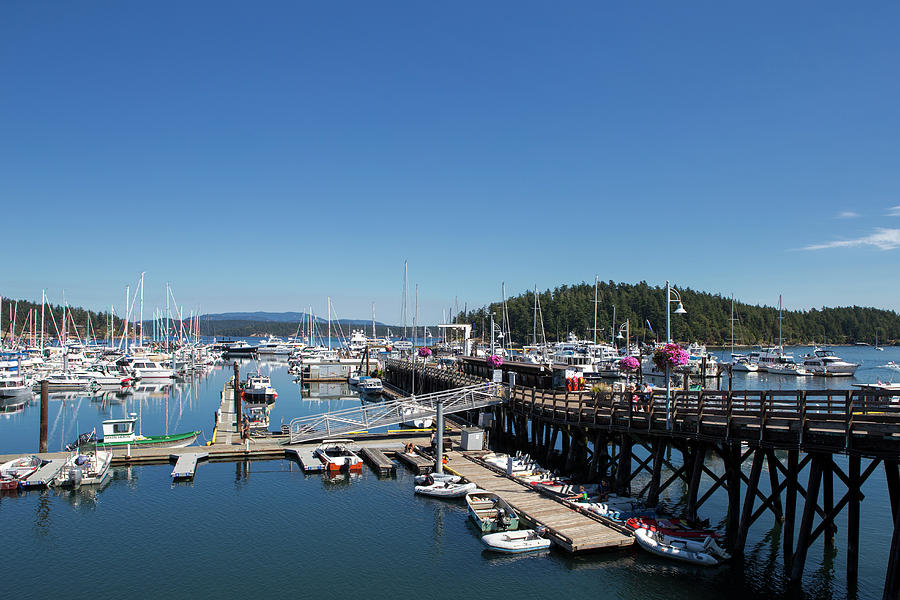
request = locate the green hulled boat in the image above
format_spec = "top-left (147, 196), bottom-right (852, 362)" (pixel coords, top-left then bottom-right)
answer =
top-left (97, 417), bottom-right (201, 449)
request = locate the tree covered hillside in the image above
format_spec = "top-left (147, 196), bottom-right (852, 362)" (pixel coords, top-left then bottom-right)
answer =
top-left (457, 281), bottom-right (899, 346)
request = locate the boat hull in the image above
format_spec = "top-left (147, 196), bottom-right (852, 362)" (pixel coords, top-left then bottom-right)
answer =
top-left (97, 432), bottom-right (200, 449)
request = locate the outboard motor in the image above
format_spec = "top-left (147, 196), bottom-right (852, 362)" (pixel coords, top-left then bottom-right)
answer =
top-left (68, 467), bottom-right (82, 488)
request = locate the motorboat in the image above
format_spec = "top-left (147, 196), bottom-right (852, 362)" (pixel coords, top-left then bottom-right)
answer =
top-left (633, 528), bottom-right (727, 566)
top-left (256, 336), bottom-right (293, 355)
top-left (96, 416), bottom-right (200, 449)
top-left (314, 439), bottom-right (363, 472)
top-left (801, 349), bottom-right (860, 377)
top-left (346, 330), bottom-right (369, 353)
top-left (53, 431), bottom-right (112, 488)
top-left (242, 374), bottom-right (277, 404)
top-left (765, 359), bottom-right (811, 376)
top-left (401, 404), bottom-right (432, 428)
top-left (414, 480), bottom-right (478, 498)
top-left (358, 377), bottom-right (383, 394)
top-left (729, 354), bottom-right (758, 372)
top-left (482, 528), bottom-right (552, 554)
top-left (223, 341), bottom-right (256, 357)
top-left (482, 452), bottom-right (543, 474)
top-left (42, 372), bottom-right (93, 391)
top-left (0, 455), bottom-right (42, 481)
top-left (83, 364), bottom-right (133, 387)
top-left (466, 491), bottom-right (519, 532)
top-left (0, 353), bottom-right (31, 397)
top-left (245, 403), bottom-right (271, 430)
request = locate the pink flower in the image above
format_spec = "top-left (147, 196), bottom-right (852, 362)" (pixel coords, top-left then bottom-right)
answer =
top-left (652, 343), bottom-right (689, 371)
top-left (488, 354), bottom-right (503, 367)
top-left (418, 347), bottom-right (432, 358)
top-left (618, 356), bottom-right (640, 373)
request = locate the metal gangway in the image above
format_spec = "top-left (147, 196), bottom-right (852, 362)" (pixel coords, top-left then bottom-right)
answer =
top-left (287, 382), bottom-right (506, 444)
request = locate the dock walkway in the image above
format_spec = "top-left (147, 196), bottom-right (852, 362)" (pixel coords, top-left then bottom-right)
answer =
top-left (445, 451), bottom-right (633, 553)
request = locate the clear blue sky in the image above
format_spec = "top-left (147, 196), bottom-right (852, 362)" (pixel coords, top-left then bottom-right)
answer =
top-left (2, 2), bottom-right (898, 323)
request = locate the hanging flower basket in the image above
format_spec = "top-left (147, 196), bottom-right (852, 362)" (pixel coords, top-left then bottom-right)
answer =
top-left (618, 356), bottom-right (640, 373)
top-left (488, 354), bottom-right (503, 368)
top-left (653, 343), bottom-right (690, 372)
top-left (418, 347), bottom-right (432, 358)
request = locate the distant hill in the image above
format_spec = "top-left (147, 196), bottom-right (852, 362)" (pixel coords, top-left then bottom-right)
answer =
top-left (201, 312), bottom-right (385, 326)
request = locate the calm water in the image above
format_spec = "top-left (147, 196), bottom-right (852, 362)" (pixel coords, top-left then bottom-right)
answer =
top-left (1, 345), bottom-right (898, 599)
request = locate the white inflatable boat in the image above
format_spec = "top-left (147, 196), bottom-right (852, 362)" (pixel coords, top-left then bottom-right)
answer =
top-left (482, 528), bottom-right (552, 554)
top-left (414, 481), bottom-right (478, 498)
top-left (633, 528), bottom-right (727, 566)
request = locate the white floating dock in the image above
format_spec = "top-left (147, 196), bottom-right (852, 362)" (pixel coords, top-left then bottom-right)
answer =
top-left (22, 458), bottom-right (65, 488)
top-left (286, 447), bottom-right (324, 472)
top-left (170, 452), bottom-right (208, 479)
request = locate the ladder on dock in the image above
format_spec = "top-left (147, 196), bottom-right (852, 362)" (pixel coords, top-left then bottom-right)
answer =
top-left (170, 452), bottom-right (208, 479)
top-left (287, 383), bottom-right (506, 444)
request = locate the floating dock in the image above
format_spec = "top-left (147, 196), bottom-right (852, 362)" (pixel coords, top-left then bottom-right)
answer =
top-left (396, 450), bottom-right (434, 474)
top-left (445, 451), bottom-right (633, 553)
top-left (22, 457), bottom-right (66, 488)
top-left (286, 447), bottom-right (325, 472)
top-left (360, 447), bottom-right (396, 474)
top-left (170, 452), bottom-right (208, 479)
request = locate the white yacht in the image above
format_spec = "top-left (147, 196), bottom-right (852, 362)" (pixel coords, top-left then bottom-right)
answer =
top-left (347, 330), bottom-right (369, 353)
top-left (118, 357), bottom-right (175, 380)
top-left (801, 349), bottom-right (860, 377)
top-left (358, 377), bottom-right (383, 394)
top-left (0, 354), bottom-right (31, 397)
top-left (256, 336), bottom-right (293, 355)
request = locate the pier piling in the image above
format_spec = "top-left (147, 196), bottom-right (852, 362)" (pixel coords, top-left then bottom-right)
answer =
top-left (39, 380), bottom-right (48, 452)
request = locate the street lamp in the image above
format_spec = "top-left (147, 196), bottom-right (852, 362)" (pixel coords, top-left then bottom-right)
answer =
top-left (665, 281), bottom-right (687, 430)
top-left (616, 319), bottom-right (630, 354)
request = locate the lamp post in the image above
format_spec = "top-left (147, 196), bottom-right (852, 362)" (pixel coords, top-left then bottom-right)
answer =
top-left (665, 281), bottom-right (687, 430)
top-left (616, 319), bottom-right (630, 354)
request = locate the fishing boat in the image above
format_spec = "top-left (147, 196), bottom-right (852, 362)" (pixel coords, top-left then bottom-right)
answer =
top-left (482, 528), bottom-right (552, 554)
top-left (633, 528), bottom-right (727, 566)
top-left (414, 480), bottom-right (478, 498)
top-left (96, 417), bottom-right (200, 449)
top-left (466, 491), bottom-right (520, 532)
top-left (314, 439), bottom-right (364, 472)
top-left (242, 374), bottom-right (277, 404)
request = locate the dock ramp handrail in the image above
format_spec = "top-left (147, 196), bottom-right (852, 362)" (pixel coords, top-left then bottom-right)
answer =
top-left (288, 382), bottom-right (506, 444)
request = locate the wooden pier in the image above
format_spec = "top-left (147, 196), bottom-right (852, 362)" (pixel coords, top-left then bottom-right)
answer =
top-left (445, 451), bottom-right (633, 553)
top-left (385, 359), bottom-right (900, 600)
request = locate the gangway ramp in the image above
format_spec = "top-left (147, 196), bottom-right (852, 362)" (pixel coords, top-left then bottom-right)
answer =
top-left (288, 383), bottom-right (505, 444)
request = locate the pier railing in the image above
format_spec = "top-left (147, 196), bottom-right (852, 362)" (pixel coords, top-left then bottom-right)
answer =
top-left (508, 387), bottom-right (900, 457)
top-left (287, 382), bottom-right (506, 444)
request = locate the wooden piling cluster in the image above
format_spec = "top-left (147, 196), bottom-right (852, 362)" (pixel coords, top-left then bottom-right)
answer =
top-left (385, 358), bottom-right (900, 599)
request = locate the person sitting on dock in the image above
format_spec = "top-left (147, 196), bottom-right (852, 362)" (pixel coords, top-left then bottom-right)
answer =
top-left (404, 442), bottom-right (415, 454)
top-left (598, 479), bottom-right (610, 501)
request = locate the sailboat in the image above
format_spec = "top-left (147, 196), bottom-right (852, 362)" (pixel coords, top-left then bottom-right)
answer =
top-left (728, 296), bottom-right (758, 373)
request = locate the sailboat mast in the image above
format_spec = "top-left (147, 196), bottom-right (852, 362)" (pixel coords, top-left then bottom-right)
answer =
top-left (730, 295), bottom-right (735, 356)
top-left (532, 285), bottom-right (537, 347)
top-left (139, 271), bottom-right (144, 348)
top-left (372, 302), bottom-right (376, 339)
top-left (593, 275), bottom-right (598, 344)
top-left (327, 297), bottom-right (331, 350)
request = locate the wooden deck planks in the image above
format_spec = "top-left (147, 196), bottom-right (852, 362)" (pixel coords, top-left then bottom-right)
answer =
top-left (445, 451), bottom-right (633, 553)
